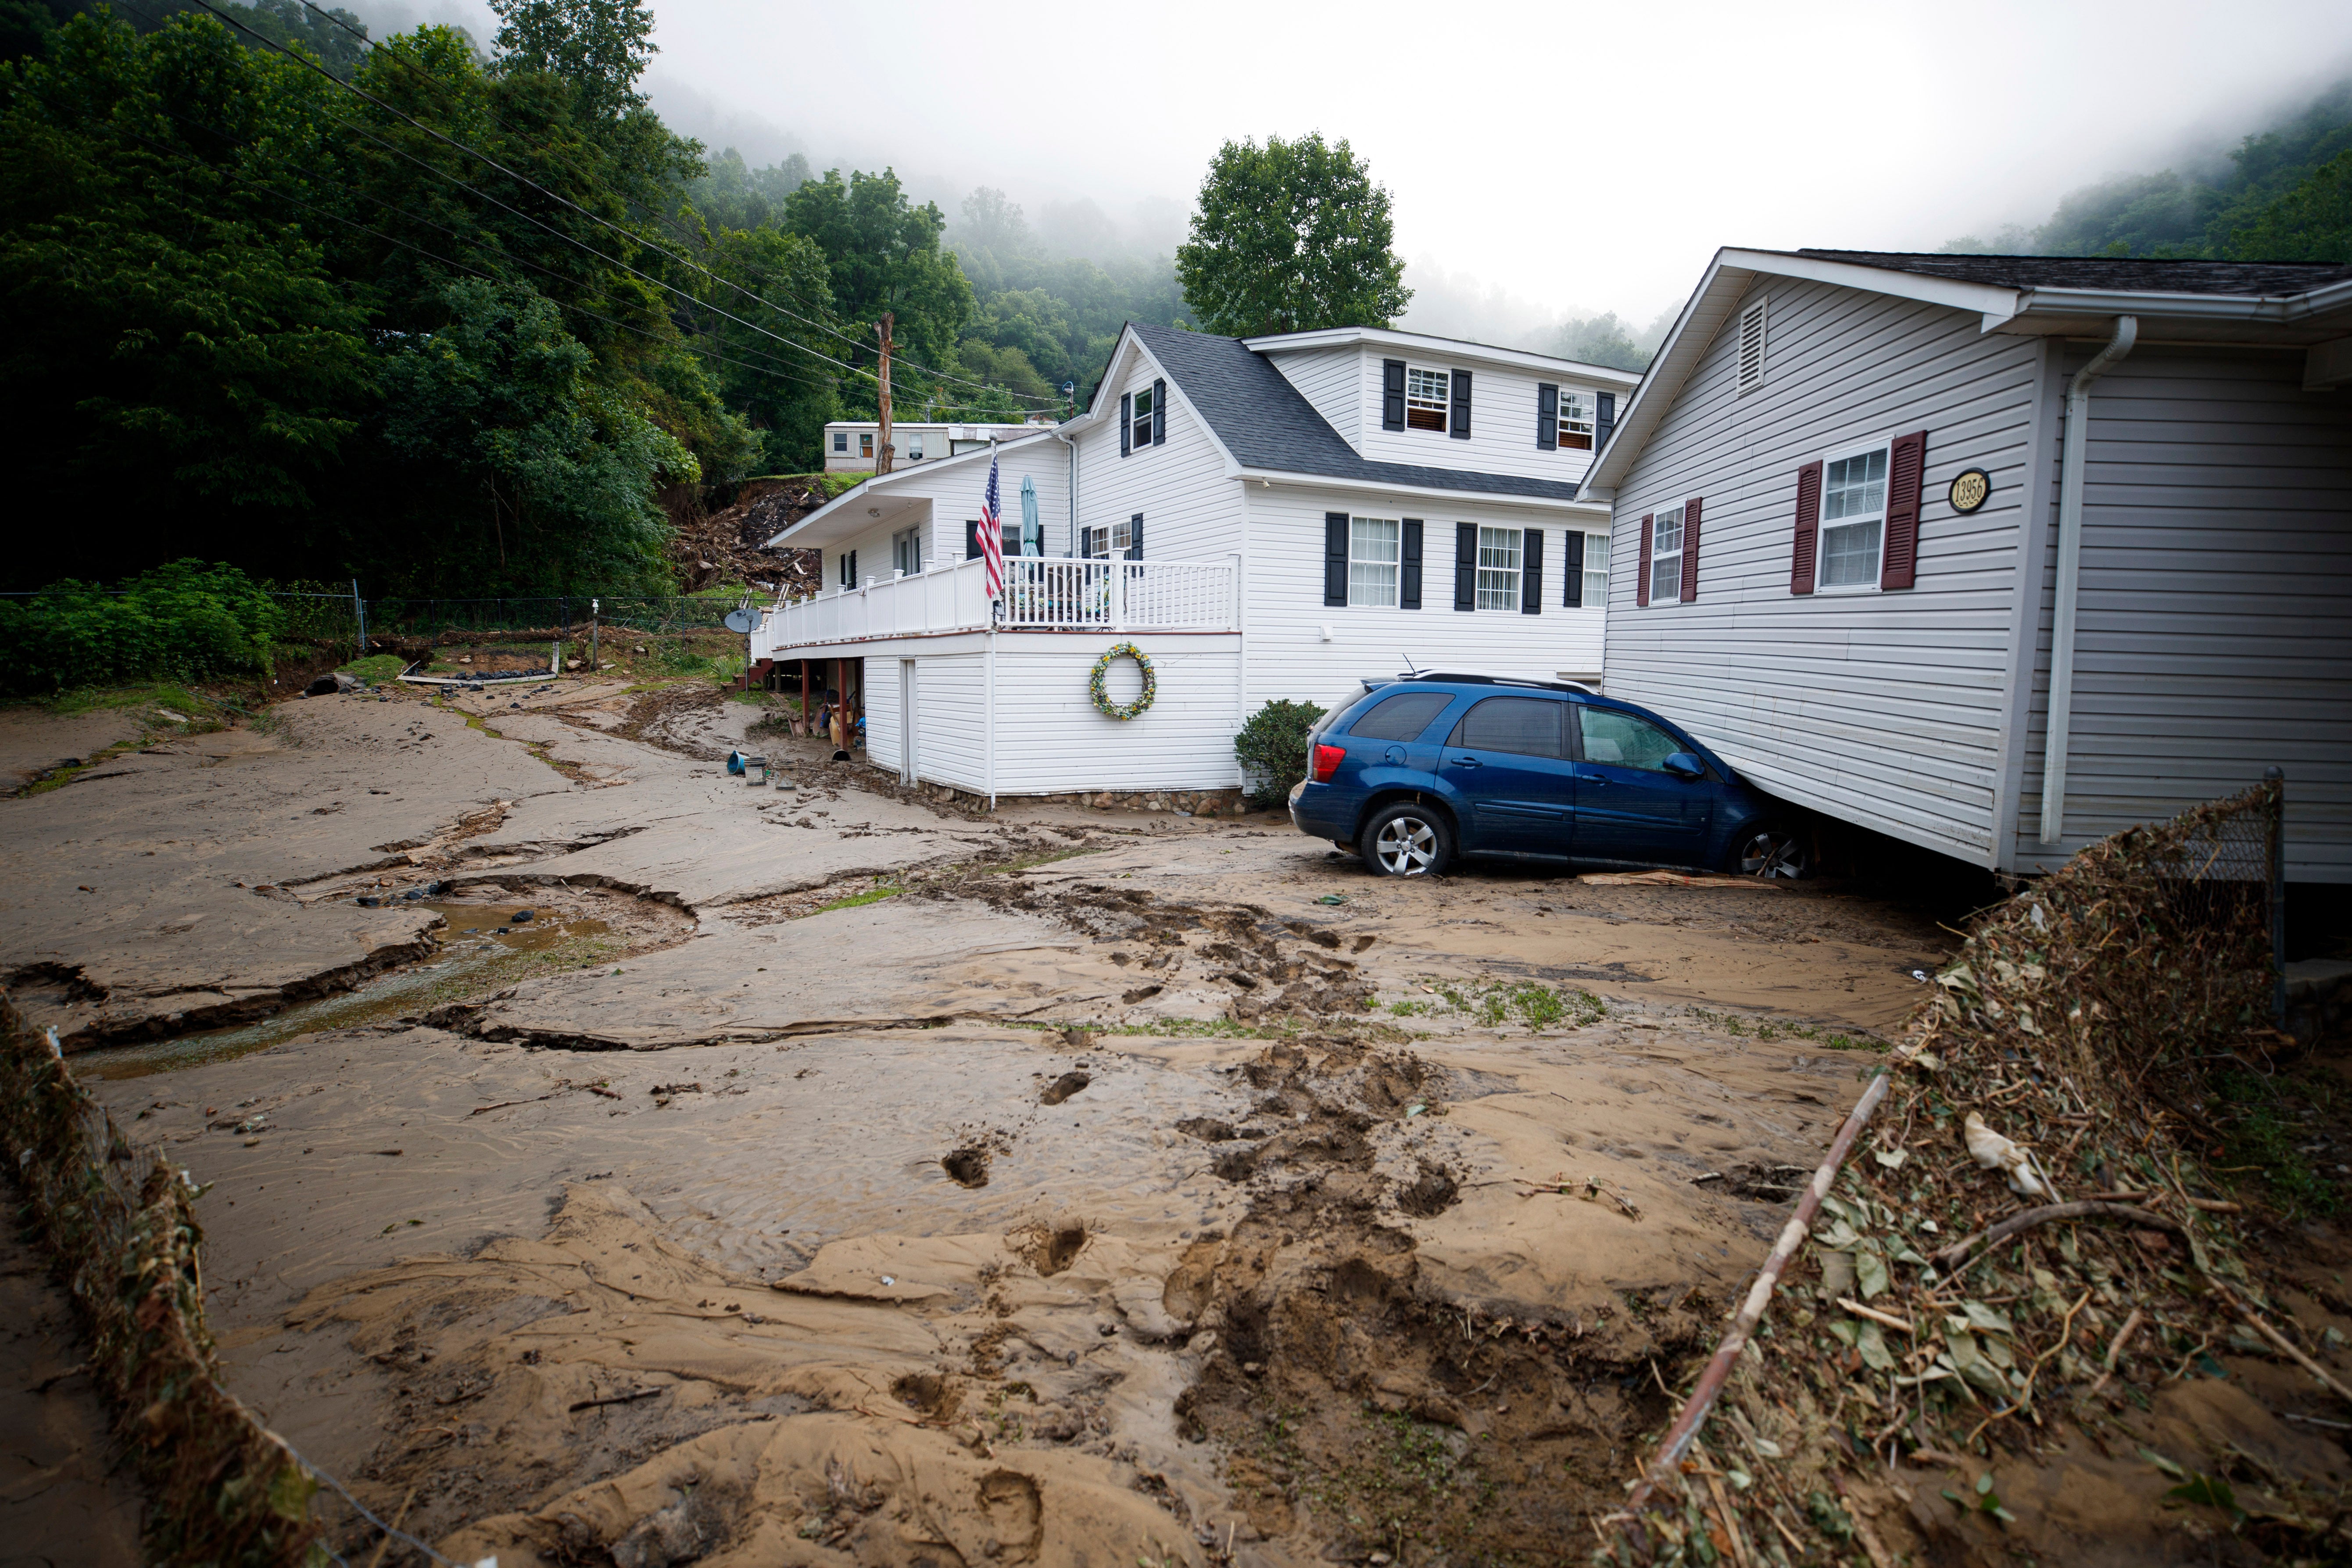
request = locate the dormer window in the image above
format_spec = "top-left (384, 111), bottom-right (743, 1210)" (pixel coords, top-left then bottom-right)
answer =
top-left (1404, 366), bottom-right (1450, 431)
top-left (1557, 392), bottom-right (1595, 451)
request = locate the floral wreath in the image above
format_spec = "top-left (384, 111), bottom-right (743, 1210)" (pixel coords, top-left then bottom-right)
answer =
top-left (1088, 642), bottom-right (1156, 721)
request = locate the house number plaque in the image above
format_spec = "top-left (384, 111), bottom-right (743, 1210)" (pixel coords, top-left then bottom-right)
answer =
top-left (1948, 468), bottom-right (1992, 513)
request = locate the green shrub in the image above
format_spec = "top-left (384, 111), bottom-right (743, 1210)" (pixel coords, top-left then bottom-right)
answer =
top-left (0, 561), bottom-right (286, 696)
top-left (1234, 698), bottom-right (1326, 807)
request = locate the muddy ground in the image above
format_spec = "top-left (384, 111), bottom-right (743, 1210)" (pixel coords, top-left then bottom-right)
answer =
top-left (6, 678), bottom-right (2342, 1565)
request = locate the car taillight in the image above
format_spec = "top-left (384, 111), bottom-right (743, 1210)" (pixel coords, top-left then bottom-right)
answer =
top-left (1310, 743), bottom-right (1345, 783)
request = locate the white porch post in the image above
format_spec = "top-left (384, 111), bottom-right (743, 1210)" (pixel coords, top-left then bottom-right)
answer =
top-left (984, 621), bottom-right (997, 810)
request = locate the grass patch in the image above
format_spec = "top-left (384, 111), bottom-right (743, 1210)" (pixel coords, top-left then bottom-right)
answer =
top-left (1397, 978), bottom-right (1606, 1032)
top-left (1689, 1006), bottom-right (1888, 1052)
top-left (813, 885), bottom-right (899, 915)
top-left (2212, 1066), bottom-right (2341, 1219)
top-left (338, 653), bottom-right (409, 684)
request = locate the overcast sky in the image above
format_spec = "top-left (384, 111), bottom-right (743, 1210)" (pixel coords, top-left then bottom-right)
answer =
top-left (362, 0), bottom-right (2352, 342)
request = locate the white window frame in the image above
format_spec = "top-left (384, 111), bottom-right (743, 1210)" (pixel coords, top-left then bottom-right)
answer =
top-left (831, 431), bottom-right (848, 454)
top-left (1129, 385), bottom-right (1154, 450)
top-left (1404, 365), bottom-right (1450, 432)
top-left (904, 432), bottom-right (924, 462)
top-left (1474, 526), bottom-right (1521, 612)
top-left (891, 525), bottom-right (922, 577)
top-left (1736, 297), bottom-right (1767, 394)
top-left (1649, 507), bottom-right (1684, 605)
top-left (1081, 519), bottom-right (1135, 560)
top-left (1348, 516), bottom-right (1400, 608)
top-left (1582, 530), bottom-right (1610, 608)
top-left (1816, 439), bottom-right (1890, 594)
top-left (1558, 390), bottom-right (1596, 451)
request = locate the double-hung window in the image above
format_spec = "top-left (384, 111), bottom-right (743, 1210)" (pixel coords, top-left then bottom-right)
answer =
top-left (1349, 517), bottom-right (1400, 607)
top-left (831, 431), bottom-right (848, 455)
top-left (891, 525), bottom-right (922, 577)
top-left (1582, 532), bottom-right (1610, 606)
top-left (904, 432), bottom-right (925, 462)
top-left (1082, 518), bottom-right (1135, 559)
top-left (1404, 366), bottom-right (1450, 431)
top-left (1819, 445), bottom-right (1888, 589)
top-left (1558, 391), bottom-right (1596, 451)
top-left (1474, 526), bottom-right (1521, 611)
top-left (1649, 508), bottom-right (1685, 604)
top-left (1129, 386), bottom-right (1154, 450)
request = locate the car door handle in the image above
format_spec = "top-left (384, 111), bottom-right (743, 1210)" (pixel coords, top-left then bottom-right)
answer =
top-left (1449, 755), bottom-right (1481, 767)
top-left (1577, 772), bottom-right (1608, 785)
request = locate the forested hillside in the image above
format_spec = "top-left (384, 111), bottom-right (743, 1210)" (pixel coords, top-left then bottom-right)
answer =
top-left (1944, 77), bottom-right (2352, 261)
top-left (0, 0), bottom-right (1186, 594)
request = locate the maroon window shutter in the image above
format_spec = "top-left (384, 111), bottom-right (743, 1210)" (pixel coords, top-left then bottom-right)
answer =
top-left (1679, 498), bottom-right (1702, 602)
top-left (1636, 515), bottom-right (1653, 607)
top-left (1882, 430), bottom-right (1926, 590)
top-left (1791, 461), bottom-right (1822, 594)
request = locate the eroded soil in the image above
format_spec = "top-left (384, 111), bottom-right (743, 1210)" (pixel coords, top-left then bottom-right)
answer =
top-left (11, 681), bottom-right (2335, 1564)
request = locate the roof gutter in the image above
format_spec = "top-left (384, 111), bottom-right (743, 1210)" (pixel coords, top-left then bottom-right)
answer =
top-left (1234, 467), bottom-right (1603, 511)
top-left (2039, 314), bottom-right (2137, 845)
top-left (1994, 276), bottom-right (2352, 331)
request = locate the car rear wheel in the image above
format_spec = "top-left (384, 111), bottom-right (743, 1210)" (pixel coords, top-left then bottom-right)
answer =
top-left (1360, 802), bottom-right (1454, 877)
top-left (1734, 824), bottom-right (1811, 880)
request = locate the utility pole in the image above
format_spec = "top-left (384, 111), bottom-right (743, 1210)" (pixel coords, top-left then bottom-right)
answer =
top-left (874, 312), bottom-right (896, 476)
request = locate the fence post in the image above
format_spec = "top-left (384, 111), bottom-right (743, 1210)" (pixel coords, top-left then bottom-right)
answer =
top-left (351, 579), bottom-right (366, 659)
top-left (2267, 766), bottom-right (2287, 1026)
top-left (591, 598), bottom-right (599, 672)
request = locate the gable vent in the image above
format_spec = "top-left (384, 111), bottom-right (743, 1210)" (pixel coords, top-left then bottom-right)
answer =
top-left (1736, 297), bottom-right (1767, 394)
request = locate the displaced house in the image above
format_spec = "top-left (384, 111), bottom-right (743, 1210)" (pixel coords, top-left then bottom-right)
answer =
top-left (822, 418), bottom-right (1058, 473)
top-left (1580, 249), bottom-right (2352, 880)
top-left (753, 324), bottom-right (1636, 802)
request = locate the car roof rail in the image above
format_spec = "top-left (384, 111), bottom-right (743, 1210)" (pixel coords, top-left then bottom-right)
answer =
top-left (1399, 670), bottom-right (1596, 695)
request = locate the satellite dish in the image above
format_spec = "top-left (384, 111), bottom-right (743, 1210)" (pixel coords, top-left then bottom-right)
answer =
top-left (724, 607), bottom-right (761, 634)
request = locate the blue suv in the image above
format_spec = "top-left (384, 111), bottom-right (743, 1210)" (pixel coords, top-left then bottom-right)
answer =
top-left (1287, 674), bottom-right (1806, 879)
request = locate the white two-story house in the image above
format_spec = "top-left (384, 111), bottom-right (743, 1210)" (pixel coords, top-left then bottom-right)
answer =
top-left (751, 323), bottom-right (1636, 805)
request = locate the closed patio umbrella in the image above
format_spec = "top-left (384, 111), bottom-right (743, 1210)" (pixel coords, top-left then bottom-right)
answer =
top-left (1019, 476), bottom-right (1042, 556)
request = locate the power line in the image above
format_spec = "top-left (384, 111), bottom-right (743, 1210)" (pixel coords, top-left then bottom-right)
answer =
top-left (237, 0), bottom-right (1062, 408)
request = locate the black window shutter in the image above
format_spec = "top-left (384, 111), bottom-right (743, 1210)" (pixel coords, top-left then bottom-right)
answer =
top-left (1323, 512), bottom-right (1349, 606)
top-left (1151, 378), bottom-right (1166, 446)
top-left (1521, 529), bottom-right (1543, 613)
top-left (1382, 359), bottom-right (1406, 431)
top-left (1536, 383), bottom-right (1558, 451)
top-left (1453, 523), bottom-right (1476, 610)
top-left (1400, 519), bottom-right (1422, 609)
top-left (965, 521), bottom-right (981, 559)
top-left (1563, 531), bottom-right (1585, 607)
top-left (1127, 513), bottom-right (1144, 560)
top-left (1450, 369), bottom-right (1472, 440)
top-left (1119, 393), bottom-right (1131, 457)
top-left (848, 549), bottom-right (857, 585)
top-left (1595, 392), bottom-right (1615, 452)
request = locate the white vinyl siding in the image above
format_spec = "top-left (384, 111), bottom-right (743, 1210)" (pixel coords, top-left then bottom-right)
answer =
top-left (1818, 444), bottom-right (1887, 590)
top-left (1604, 277), bottom-right (2048, 867)
top-left (1475, 526), bottom-right (1521, 610)
top-left (1266, 347), bottom-right (1366, 451)
top-left (1350, 518), bottom-right (1401, 607)
top-left (1077, 357), bottom-right (1240, 563)
top-left (1357, 354), bottom-right (1629, 484)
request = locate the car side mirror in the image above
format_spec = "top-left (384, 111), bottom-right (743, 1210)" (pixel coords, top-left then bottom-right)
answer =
top-left (1662, 752), bottom-right (1707, 780)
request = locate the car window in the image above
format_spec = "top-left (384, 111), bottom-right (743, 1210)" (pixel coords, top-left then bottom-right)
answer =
top-left (1346, 691), bottom-right (1453, 743)
top-left (1450, 697), bottom-right (1566, 759)
top-left (1577, 708), bottom-right (1685, 772)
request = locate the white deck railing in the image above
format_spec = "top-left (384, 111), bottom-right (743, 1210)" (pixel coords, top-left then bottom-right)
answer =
top-left (754, 555), bottom-right (1236, 658)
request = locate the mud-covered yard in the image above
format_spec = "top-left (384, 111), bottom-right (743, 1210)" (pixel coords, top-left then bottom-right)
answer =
top-left (2, 679), bottom-right (1971, 1564)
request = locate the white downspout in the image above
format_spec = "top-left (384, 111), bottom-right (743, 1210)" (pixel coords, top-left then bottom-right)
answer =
top-left (1052, 425), bottom-right (1079, 555)
top-left (2038, 315), bottom-right (2137, 845)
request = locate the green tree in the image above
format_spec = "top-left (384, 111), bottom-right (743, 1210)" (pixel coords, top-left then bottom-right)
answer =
top-left (783, 166), bottom-right (974, 413)
top-left (487, 0), bottom-right (654, 120)
top-left (379, 279), bottom-right (692, 591)
top-left (2223, 149), bottom-right (2352, 261)
top-left (1175, 133), bottom-right (1410, 337)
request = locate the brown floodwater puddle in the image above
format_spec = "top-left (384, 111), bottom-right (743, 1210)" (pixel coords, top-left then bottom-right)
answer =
top-left (82, 901), bottom-right (612, 1080)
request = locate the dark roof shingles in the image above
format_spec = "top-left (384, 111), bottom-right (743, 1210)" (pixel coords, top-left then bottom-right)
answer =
top-left (1792, 250), bottom-right (2352, 297)
top-left (1127, 323), bottom-right (1581, 503)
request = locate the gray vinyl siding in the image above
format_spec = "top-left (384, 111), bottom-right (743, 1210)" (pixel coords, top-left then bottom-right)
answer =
top-left (1604, 278), bottom-right (2045, 866)
top-left (2012, 346), bottom-right (2352, 881)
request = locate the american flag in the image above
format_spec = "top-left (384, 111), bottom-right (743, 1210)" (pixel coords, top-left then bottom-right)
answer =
top-left (978, 446), bottom-right (1005, 601)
